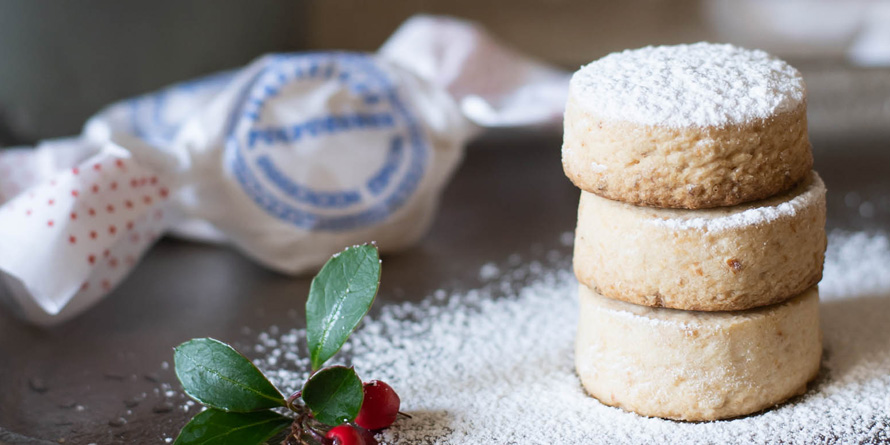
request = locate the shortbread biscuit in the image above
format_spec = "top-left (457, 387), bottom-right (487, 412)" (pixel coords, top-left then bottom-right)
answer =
top-left (562, 43), bottom-right (811, 209)
top-left (574, 171), bottom-right (826, 311)
top-left (575, 284), bottom-right (821, 421)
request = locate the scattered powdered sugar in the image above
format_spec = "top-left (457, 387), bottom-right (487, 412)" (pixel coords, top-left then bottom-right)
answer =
top-left (819, 231), bottom-right (890, 300)
top-left (648, 172), bottom-right (825, 232)
top-left (203, 231), bottom-right (889, 444)
top-left (478, 262), bottom-right (500, 281)
top-left (589, 161), bottom-right (608, 173)
top-left (559, 230), bottom-right (575, 247)
top-left (570, 42), bottom-right (806, 128)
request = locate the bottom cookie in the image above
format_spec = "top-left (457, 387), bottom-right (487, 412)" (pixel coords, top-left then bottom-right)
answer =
top-left (575, 284), bottom-right (821, 421)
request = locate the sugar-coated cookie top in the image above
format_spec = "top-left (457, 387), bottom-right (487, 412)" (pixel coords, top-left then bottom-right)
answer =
top-left (569, 42), bottom-right (805, 127)
top-left (587, 284), bottom-right (816, 329)
top-left (648, 171), bottom-right (825, 232)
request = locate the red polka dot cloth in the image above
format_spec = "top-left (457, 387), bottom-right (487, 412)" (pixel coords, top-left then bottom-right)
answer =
top-left (0, 140), bottom-right (173, 324)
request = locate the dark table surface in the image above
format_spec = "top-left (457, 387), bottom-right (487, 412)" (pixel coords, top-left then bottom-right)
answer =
top-left (1, 126), bottom-right (889, 444)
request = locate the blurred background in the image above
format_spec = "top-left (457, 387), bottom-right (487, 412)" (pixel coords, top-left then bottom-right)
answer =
top-left (0, 0), bottom-right (889, 144)
top-left (1, 3), bottom-right (888, 442)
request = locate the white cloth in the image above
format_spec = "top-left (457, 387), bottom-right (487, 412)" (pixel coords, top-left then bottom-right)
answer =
top-left (0, 15), bottom-right (569, 325)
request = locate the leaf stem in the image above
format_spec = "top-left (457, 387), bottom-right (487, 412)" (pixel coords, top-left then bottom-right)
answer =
top-left (301, 414), bottom-right (330, 445)
top-left (286, 391), bottom-right (303, 413)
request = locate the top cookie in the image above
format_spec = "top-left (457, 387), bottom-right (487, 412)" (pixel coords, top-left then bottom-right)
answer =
top-left (563, 43), bottom-right (812, 209)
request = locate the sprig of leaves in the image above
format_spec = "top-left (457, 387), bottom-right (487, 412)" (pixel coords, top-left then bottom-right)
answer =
top-left (307, 244), bottom-right (381, 371)
top-left (172, 244), bottom-right (382, 445)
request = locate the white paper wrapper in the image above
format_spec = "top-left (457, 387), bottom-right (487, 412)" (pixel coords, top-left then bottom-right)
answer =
top-left (0, 15), bottom-right (569, 325)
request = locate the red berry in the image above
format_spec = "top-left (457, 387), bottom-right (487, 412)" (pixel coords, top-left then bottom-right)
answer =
top-left (326, 424), bottom-right (364, 445)
top-left (354, 380), bottom-right (400, 430)
top-left (358, 427), bottom-right (379, 445)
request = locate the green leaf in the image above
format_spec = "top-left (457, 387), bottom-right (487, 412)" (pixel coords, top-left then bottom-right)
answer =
top-left (306, 244), bottom-right (381, 371)
top-left (173, 409), bottom-right (291, 445)
top-left (301, 366), bottom-right (364, 426)
top-left (174, 338), bottom-right (285, 412)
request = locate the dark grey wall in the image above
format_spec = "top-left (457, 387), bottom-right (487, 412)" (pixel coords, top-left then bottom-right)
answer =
top-left (0, 0), bottom-right (307, 143)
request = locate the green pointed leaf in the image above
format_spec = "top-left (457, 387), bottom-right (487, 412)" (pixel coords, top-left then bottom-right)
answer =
top-left (173, 409), bottom-right (291, 445)
top-left (301, 366), bottom-right (364, 426)
top-left (174, 338), bottom-right (284, 412)
top-left (306, 244), bottom-right (381, 371)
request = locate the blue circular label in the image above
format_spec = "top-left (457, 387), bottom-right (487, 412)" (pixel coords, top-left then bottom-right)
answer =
top-left (226, 53), bottom-right (429, 231)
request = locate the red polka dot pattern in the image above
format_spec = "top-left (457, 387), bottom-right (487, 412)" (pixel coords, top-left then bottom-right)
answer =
top-left (0, 149), bottom-right (172, 322)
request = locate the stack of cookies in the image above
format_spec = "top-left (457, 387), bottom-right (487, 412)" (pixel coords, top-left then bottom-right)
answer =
top-left (561, 43), bottom-right (827, 421)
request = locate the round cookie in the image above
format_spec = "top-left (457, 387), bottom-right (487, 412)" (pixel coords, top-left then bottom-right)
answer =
top-left (574, 171), bottom-right (826, 312)
top-left (575, 284), bottom-right (822, 421)
top-left (562, 43), bottom-right (811, 209)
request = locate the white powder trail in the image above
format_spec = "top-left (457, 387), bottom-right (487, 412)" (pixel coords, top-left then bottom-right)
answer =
top-left (250, 231), bottom-right (890, 444)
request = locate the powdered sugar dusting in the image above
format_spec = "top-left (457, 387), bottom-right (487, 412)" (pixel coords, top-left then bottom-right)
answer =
top-left (588, 285), bottom-right (809, 330)
top-left (196, 231), bottom-right (889, 444)
top-left (589, 161), bottom-right (608, 173)
top-left (648, 172), bottom-right (825, 232)
top-left (478, 262), bottom-right (500, 281)
top-left (570, 42), bottom-right (806, 127)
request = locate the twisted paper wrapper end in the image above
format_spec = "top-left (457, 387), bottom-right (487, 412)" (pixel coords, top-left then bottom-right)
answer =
top-left (0, 139), bottom-right (175, 325)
